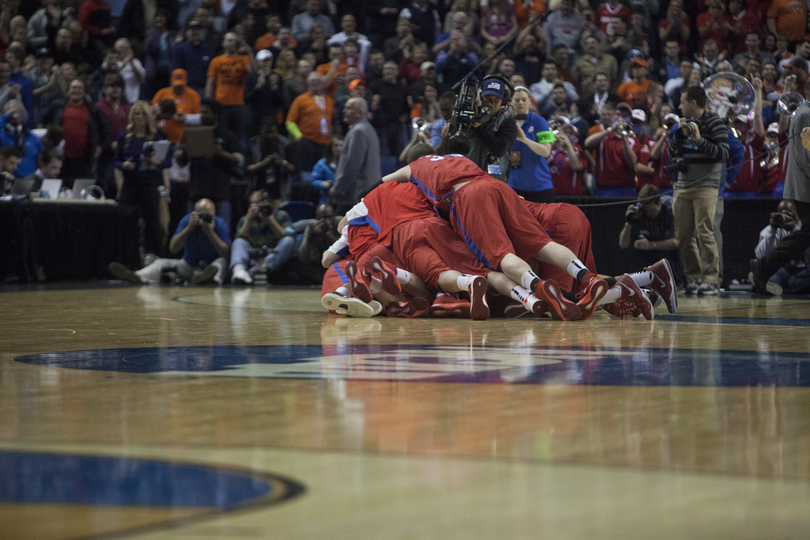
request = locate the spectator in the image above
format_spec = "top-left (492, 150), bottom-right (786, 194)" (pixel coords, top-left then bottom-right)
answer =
top-left (767, 0), bottom-right (808, 43)
top-left (41, 79), bottom-right (110, 185)
top-left (409, 61), bottom-right (441, 105)
top-left (24, 146), bottom-right (61, 191)
top-left (574, 36), bottom-right (619, 98)
top-left (152, 68), bottom-right (202, 144)
top-left (595, 0), bottom-right (631, 37)
top-left (365, 49), bottom-right (385, 86)
top-left (27, 0), bottom-right (71, 50)
top-left (657, 0), bottom-right (689, 57)
top-left (629, 108), bottom-right (657, 189)
top-left (481, 0), bottom-right (518, 47)
top-left (529, 61), bottom-right (578, 105)
top-left (283, 57), bottom-right (312, 111)
top-left (77, 0), bottom-right (115, 49)
top-left (550, 45), bottom-right (572, 83)
top-left (113, 38), bottom-right (146, 104)
top-left (511, 28), bottom-right (544, 85)
top-left (244, 49), bottom-right (282, 138)
top-left (508, 85), bottom-right (553, 203)
top-left (669, 85), bottom-right (729, 296)
top-left (96, 74), bottom-right (130, 198)
top-left (399, 42), bottom-right (430, 92)
top-left (114, 100), bottom-right (172, 258)
top-left (266, 25), bottom-right (295, 60)
top-left (296, 23), bottom-right (327, 63)
top-left (246, 118), bottom-right (294, 200)
top-left (0, 99), bottom-right (41, 177)
top-left (539, 82), bottom-right (571, 119)
top-left (227, 0), bottom-right (269, 46)
top-left (693, 38), bottom-right (722, 79)
top-left (726, 79), bottom-right (766, 197)
top-left (544, 0), bottom-right (580, 57)
top-left (648, 112), bottom-right (678, 190)
top-left (773, 33), bottom-right (792, 66)
top-left (274, 49), bottom-right (299, 82)
top-left (174, 21), bottom-right (211, 96)
top-left (410, 83), bottom-right (441, 126)
top-left (143, 9), bottom-right (177, 100)
top-left (0, 146), bottom-right (22, 191)
top-left (291, 0), bottom-right (335, 43)
top-left (27, 47), bottom-right (61, 127)
top-left (656, 40), bottom-right (681, 83)
top-left (316, 43), bottom-right (346, 97)
top-left (327, 13), bottom-right (372, 73)
top-left (297, 203), bottom-right (339, 265)
top-left (330, 97), bottom-right (380, 214)
top-left (584, 101), bottom-right (637, 197)
top-left (619, 184), bottom-right (685, 287)
top-left (385, 17), bottom-right (416, 64)
top-left (120, 0), bottom-right (180, 48)
top-left (5, 42), bottom-right (33, 127)
top-left (754, 199), bottom-right (810, 294)
top-left (578, 72), bottom-right (620, 127)
top-left (697, 0), bottom-right (732, 54)
top-left (254, 13), bottom-right (292, 51)
top-left (194, 6), bottom-right (223, 57)
top-left (229, 189), bottom-right (295, 285)
top-left (732, 30), bottom-right (775, 71)
top-left (109, 198), bottom-right (231, 286)
top-left (760, 121), bottom-right (789, 197)
top-left (549, 118), bottom-right (586, 196)
top-left (369, 60), bottom-right (408, 158)
top-left (617, 57), bottom-right (652, 109)
top-left (430, 90), bottom-right (456, 154)
top-left (310, 135), bottom-right (341, 204)
top-left (286, 71), bottom-right (333, 173)
top-left (179, 97), bottom-right (243, 228)
top-left (230, 9), bottom-right (256, 45)
top-left (442, 0), bottom-right (480, 36)
top-left (434, 11), bottom-right (482, 58)
top-left (663, 59), bottom-right (692, 110)
top-left (727, 0), bottom-right (758, 55)
top-left (435, 30), bottom-right (480, 90)
top-left (53, 28), bottom-right (82, 66)
top-left (400, 0), bottom-right (440, 48)
top-left (205, 32), bottom-right (255, 142)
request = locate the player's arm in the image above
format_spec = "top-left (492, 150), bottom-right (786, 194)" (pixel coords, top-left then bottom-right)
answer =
top-left (382, 165), bottom-right (412, 183)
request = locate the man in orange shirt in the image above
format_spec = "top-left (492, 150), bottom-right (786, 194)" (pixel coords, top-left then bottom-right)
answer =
top-left (617, 58), bottom-right (652, 109)
top-left (254, 14), bottom-right (298, 52)
top-left (286, 71), bottom-right (334, 173)
top-left (767, 0), bottom-right (808, 43)
top-left (206, 32), bottom-right (255, 144)
top-left (152, 69), bottom-right (202, 144)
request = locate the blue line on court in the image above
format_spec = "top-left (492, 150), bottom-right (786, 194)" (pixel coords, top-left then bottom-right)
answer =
top-left (658, 315), bottom-right (810, 327)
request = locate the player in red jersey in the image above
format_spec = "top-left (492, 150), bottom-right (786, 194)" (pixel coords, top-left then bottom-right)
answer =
top-left (383, 145), bottom-right (609, 321)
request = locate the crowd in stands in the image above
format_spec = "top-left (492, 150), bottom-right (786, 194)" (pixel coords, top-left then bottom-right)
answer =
top-left (1, 0), bottom-right (807, 287)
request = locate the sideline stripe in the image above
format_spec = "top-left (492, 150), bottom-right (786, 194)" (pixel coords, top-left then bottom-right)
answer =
top-left (658, 315), bottom-right (810, 327)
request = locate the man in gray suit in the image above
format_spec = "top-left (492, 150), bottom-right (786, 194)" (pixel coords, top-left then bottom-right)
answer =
top-left (330, 97), bottom-right (381, 214)
top-left (751, 100), bottom-right (810, 295)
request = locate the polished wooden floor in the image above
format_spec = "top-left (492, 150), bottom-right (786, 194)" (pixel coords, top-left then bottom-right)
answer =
top-left (2, 284), bottom-right (810, 539)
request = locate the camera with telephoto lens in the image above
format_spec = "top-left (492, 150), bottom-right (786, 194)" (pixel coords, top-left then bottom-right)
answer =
top-left (663, 157), bottom-right (688, 175)
top-left (314, 218), bottom-right (332, 234)
top-left (197, 210), bottom-right (213, 224)
top-left (446, 75), bottom-right (512, 147)
top-left (258, 201), bottom-right (273, 217)
top-left (626, 203), bottom-right (643, 224)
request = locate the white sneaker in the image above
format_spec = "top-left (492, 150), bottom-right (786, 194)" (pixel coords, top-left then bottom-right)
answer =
top-left (697, 282), bottom-right (719, 296)
top-left (321, 292), bottom-right (377, 318)
top-left (231, 265), bottom-right (253, 285)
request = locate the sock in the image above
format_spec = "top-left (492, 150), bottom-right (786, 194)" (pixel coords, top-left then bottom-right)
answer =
top-left (510, 285), bottom-right (531, 304)
top-left (567, 260), bottom-right (588, 282)
top-left (396, 268), bottom-right (411, 283)
top-left (597, 287), bottom-right (622, 306)
top-left (456, 274), bottom-right (474, 289)
top-left (520, 271), bottom-right (540, 289)
top-left (436, 291), bottom-right (449, 297)
top-left (604, 276), bottom-right (616, 287)
top-left (628, 270), bottom-right (653, 288)
top-left (369, 277), bottom-right (382, 294)
top-left (562, 290), bottom-right (577, 303)
top-left (336, 286), bottom-right (350, 297)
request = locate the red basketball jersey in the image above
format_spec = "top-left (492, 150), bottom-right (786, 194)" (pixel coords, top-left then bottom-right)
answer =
top-left (407, 154), bottom-right (492, 209)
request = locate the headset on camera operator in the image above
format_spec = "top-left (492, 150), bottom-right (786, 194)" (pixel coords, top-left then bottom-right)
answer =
top-left (667, 85), bottom-right (729, 295)
top-left (441, 74), bottom-right (517, 181)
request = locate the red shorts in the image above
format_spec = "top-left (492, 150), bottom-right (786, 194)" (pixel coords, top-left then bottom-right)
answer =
top-left (525, 202), bottom-right (596, 292)
top-left (450, 180), bottom-right (551, 269)
top-left (392, 216), bottom-right (490, 288)
top-left (321, 260), bottom-right (350, 297)
top-left (348, 224), bottom-right (380, 261)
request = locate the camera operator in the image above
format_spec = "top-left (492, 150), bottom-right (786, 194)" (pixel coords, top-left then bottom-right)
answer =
top-left (668, 85), bottom-right (729, 296)
top-left (229, 189), bottom-right (295, 285)
top-left (298, 203), bottom-right (340, 265)
top-left (442, 75), bottom-right (517, 181)
top-left (619, 184), bottom-right (685, 287)
top-left (753, 199), bottom-right (810, 294)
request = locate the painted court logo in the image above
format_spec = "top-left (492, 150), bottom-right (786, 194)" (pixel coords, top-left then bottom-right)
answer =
top-left (15, 345), bottom-right (810, 387)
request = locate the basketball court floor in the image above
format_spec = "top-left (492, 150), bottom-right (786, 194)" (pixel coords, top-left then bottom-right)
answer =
top-left (2, 284), bottom-right (809, 539)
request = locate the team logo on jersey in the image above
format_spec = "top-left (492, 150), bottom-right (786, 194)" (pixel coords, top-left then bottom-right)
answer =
top-left (15, 345), bottom-right (810, 387)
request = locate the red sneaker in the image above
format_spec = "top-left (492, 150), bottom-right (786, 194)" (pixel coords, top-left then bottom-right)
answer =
top-left (504, 300), bottom-right (532, 318)
top-left (387, 297), bottom-right (430, 318)
top-left (616, 274), bottom-right (654, 320)
top-left (575, 272), bottom-right (608, 320)
top-left (345, 260), bottom-right (372, 303)
top-left (468, 275), bottom-right (490, 320)
top-left (534, 279), bottom-right (581, 321)
top-left (370, 256), bottom-right (402, 295)
top-left (603, 301), bottom-right (641, 319)
top-left (645, 259), bottom-right (677, 314)
top-left (430, 294), bottom-right (470, 318)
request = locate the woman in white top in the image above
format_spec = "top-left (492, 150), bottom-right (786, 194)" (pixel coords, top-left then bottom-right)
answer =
top-left (114, 38), bottom-right (146, 104)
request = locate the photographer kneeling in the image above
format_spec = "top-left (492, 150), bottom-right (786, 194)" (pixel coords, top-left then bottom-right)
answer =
top-left (753, 200), bottom-right (810, 294)
top-left (668, 85), bottom-right (729, 296)
top-left (230, 190), bottom-right (295, 285)
top-left (620, 185), bottom-right (685, 287)
top-left (442, 75), bottom-right (517, 181)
